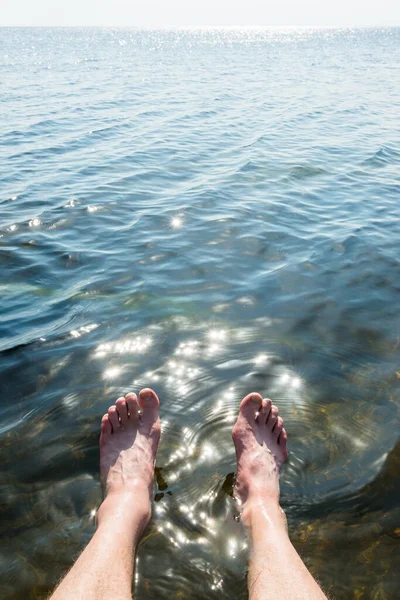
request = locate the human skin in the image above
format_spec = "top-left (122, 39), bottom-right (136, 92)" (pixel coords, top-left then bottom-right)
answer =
top-left (49, 389), bottom-right (327, 600)
top-left (232, 392), bottom-right (328, 600)
top-left (49, 388), bottom-right (160, 600)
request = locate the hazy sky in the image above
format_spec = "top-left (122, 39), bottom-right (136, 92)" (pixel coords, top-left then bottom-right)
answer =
top-left (1, 0), bottom-right (399, 27)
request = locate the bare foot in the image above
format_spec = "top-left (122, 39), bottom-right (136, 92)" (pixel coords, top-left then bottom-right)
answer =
top-left (232, 392), bottom-right (288, 526)
top-left (97, 388), bottom-right (161, 533)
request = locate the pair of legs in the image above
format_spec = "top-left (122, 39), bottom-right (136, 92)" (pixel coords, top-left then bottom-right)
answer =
top-left (50, 389), bottom-right (327, 600)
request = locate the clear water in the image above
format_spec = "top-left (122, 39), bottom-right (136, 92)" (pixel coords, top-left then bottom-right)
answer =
top-left (1, 27), bottom-right (399, 600)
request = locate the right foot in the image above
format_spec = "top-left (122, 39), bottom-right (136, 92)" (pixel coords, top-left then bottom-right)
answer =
top-left (97, 388), bottom-right (161, 532)
top-left (232, 392), bottom-right (288, 525)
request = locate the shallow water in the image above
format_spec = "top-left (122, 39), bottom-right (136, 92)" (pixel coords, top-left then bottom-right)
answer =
top-left (1, 27), bottom-right (400, 599)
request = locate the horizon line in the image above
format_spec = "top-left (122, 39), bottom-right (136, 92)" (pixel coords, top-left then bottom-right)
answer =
top-left (1, 24), bottom-right (400, 29)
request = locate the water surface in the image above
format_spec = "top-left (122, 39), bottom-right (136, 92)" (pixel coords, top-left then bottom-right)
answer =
top-left (1, 27), bottom-right (400, 600)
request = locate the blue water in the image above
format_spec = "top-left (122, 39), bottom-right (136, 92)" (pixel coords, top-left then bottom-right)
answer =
top-left (1, 27), bottom-right (400, 600)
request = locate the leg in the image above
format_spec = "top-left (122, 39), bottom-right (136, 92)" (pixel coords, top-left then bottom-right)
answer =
top-left (50, 388), bottom-right (161, 600)
top-left (232, 393), bottom-right (327, 600)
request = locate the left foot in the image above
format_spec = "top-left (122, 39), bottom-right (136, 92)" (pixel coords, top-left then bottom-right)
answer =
top-left (97, 388), bottom-right (161, 531)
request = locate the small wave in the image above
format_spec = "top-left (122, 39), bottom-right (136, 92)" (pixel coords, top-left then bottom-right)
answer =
top-left (284, 164), bottom-right (327, 181)
top-left (362, 145), bottom-right (400, 167)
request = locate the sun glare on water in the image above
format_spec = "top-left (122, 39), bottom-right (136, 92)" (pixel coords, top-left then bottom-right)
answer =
top-left (171, 216), bottom-right (183, 229)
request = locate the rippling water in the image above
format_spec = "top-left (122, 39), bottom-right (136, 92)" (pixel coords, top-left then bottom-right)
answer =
top-left (1, 27), bottom-right (400, 600)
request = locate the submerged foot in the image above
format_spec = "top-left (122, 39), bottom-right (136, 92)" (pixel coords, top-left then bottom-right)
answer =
top-left (98, 388), bottom-right (161, 532)
top-left (232, 392), bottom-right (288, 525)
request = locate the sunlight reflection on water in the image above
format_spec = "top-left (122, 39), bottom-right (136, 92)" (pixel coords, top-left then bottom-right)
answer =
top-left (1, 25), bottom-right (399, 600)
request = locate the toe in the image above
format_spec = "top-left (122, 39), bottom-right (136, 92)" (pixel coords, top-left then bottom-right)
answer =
top-left (108, 406), bottom-right (120, 432)
top-left (100, 414), bottom-right (112, 437)
top-left (267, 405), bottom-right (279, 429)
top-left (125, 392), bottom-right (139, 423)
top-left (274, 416), bottom-right (283, 437)
top-left (279, 428), bottom-right (288, 446)
top-left (239, 392), bottom-right (263, 422)
top-left (115, 397), bottom-right (128, 426)
top-left (139, 388), bottom-right (160, 431)
top-left (257, 398), bottom-right (272, 424)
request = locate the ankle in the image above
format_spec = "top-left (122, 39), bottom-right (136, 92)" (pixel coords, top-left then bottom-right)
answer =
top-left (97, 490), bottom-right (151, 533)
top-left (241, 494), bottom-right (287, 531)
